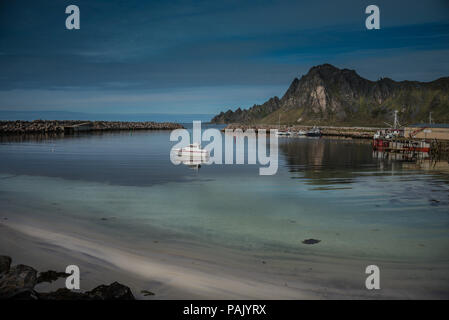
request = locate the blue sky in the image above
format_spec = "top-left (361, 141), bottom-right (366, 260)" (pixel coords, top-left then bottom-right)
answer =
top-left (0, 0), bottom-right (448, 115)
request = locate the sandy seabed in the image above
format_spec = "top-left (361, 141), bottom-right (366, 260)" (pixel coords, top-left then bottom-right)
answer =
top-left (1, 215), bottom-right (448, 300)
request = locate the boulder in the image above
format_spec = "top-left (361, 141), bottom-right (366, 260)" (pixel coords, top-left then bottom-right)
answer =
top-left (37, 270), bottom-right (70, 284)
top-left (38, 288), bottom-right (90, 300)
top-left (0, 264), bottom-right (37, 299)
top-left (0, 256), bottom-right (136, 300)
top-left (302, 239), bottom-right (321, 245)
top-left (87, 281), bottom-right (135, 300)
top-left (0, 256), bottom-right (12, 274)
top-left (38, 282), bottom-right (135, 300)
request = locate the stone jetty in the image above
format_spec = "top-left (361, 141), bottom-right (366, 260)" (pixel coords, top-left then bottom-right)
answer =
top-left (0, 120), bottom-right (184, 135)
top-left (223, 124), bottom-right (378, 139)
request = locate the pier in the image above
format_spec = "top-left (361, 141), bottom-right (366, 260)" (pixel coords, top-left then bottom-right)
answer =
top-left (372, 123), bottom-right (449, 160)
top-left (222, 124), bottom-right (379, 139)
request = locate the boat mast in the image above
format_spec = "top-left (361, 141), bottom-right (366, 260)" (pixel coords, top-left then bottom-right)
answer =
top-left (393, 110), bottom-right (399, 129)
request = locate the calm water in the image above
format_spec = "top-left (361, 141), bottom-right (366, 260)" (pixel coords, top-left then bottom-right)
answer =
top-left (1, 127), bottom-right (449, 264)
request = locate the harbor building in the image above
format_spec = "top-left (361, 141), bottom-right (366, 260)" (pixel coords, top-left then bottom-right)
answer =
top-left (404, 124), bottom-right (449, 140)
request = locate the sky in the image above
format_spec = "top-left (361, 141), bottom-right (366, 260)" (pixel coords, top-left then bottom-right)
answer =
top-left (0, 0), bottom-right (449, 116)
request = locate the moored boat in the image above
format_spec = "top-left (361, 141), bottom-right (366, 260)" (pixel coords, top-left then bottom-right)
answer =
top-left (275, 130), bottom-right (293, 136)
top-left (174, 143), bottom-right (209, 156)
top-left (306, 126), bottom-right (321, 137)
top-left (372, 138), bottom-right (430, 153)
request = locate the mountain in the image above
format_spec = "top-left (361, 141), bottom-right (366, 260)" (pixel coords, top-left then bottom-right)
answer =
top-left (211, 64), bottom-right (449, 126)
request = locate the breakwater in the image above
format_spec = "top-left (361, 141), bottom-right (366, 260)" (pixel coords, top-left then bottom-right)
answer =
top-left (0, 120), bottom-right (184, 135)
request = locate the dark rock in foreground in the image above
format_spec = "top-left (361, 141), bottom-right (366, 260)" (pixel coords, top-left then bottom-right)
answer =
top-left (37, 270), bottom-right (70, 284)
top-left (302, 239), bottom-right (321, 245)
top-left (0, 256), bottom-right (12, 274)
top-left (0, 264), bottom-right (37, 299)
top-left (0, 255), bottom-right (136, 300)
top-left (38, 288), bottom-right (89, 300)
top-left (39, 282), bottom-right (135, 300)
top-left (87, 281), bottom-right (135, 300)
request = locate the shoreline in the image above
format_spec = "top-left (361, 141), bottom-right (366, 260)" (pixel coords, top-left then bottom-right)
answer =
top-left (1, 211), bottom-right (448, 299)
top-left (0, 220), bottom-right (314, 299)
top-left (221, 124), bottom-right (380, 139)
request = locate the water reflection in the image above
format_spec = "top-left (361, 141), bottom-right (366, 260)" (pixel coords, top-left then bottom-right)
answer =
top-left (372, 150), bottom-right (430, 161)
top-left (0, 130), bottom-right (159, 144)
top-left (279, 137), bottom-right (449, 187)
top-left (176, 154), bottom-right (210, 170)
top-left (279, 137), bottom-right (375, 186)
top-left (402, 159), bottom-right (449, 173)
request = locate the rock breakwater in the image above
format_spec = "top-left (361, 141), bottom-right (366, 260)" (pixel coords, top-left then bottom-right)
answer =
top-left (0, 120), bottom-right (183, 135)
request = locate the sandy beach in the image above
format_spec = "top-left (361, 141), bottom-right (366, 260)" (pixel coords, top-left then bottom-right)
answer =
top-left (0, 219), bottom-right (311, 299)
top-left (1, 213), bottom-right (448, 300)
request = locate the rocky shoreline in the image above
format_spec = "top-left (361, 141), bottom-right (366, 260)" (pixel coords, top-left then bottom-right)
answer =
top-left (0, 255), bottom-right (135, 300)
top-left (223, 124), bottom-right (378, 139)
top-left (0, 120), bottom-right (184, 135)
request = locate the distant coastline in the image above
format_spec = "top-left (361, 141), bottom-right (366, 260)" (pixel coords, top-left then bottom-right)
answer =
top-left (0, 111), bottom-right (214, 123)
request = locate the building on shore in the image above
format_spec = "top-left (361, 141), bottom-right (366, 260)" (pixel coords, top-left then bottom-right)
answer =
top-left (63, 122), bottom-right (93, 134)
top-left (404, 124), bottom-right (449, 140)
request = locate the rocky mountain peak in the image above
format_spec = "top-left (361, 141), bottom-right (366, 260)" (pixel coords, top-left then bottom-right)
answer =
top-left (211, 64), bottom-right (449, 125)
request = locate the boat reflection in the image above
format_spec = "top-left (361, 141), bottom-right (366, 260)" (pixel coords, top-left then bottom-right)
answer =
top-left (372, 150), bottom-right (430, 161)
top-left (176, 153), bottom-right (210, 170)
top-left (402, 158), bottom-right (449, 173)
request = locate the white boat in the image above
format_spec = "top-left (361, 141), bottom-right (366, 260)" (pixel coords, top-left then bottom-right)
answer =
top-left (306, 126), bottom-right (321, 137)
top-left (275, 113), bottom-right (293, 136)
top-left (275, 130), bottom-right (292, 136)
top-left (174, 143), bottom-right (209, 156)
top-left (297, 130), bottom-right (307, 136)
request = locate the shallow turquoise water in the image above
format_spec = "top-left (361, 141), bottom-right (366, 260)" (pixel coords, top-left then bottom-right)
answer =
top-left (1, 129), bottom-right (449, 264)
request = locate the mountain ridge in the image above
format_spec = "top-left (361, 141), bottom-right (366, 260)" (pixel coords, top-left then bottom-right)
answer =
top-left (211, 64), bottom-right (449, 126)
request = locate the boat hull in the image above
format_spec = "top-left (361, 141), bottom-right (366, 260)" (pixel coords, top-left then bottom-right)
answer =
top-left (372, 139), bottom-right (430, 153)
